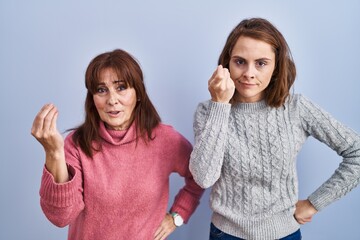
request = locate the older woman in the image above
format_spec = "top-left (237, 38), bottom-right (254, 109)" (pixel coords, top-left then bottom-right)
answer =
top-left (31, 49), bottom-right (204, 240)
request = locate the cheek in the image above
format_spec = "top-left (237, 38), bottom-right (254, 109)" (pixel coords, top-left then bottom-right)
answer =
top-left (124, 90), bottom-right (137, 108)
top-left (128, 99), bottom-right (138, 112)
top-left (260, 69), bottom-right (275, 83)
top-left (265, 64), bottom-right (276, 79)
top-left (93, 96), bottom-right (105, 110)
top-left (123, 97), bottom-right (136, 106)
top-left (120, 95), bottom-right (136, 107)
top-left (229, 67), bottom-right (243, 79)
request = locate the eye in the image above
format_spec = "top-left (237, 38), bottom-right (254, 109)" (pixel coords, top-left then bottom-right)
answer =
top-left (234, 58), bottom-right (245, 65)
top-left (117, 84), bottom-right (127, 91)
top-left (256, 60), bottom-right (267, 67)
top-left (96, 87), bottom-right (107, 94)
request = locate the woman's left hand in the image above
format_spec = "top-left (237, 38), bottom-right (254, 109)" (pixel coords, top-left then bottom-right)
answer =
top-left (154, 213), bottom-right (176, 240)
top-left (294, 199), bottom-right (318, 224)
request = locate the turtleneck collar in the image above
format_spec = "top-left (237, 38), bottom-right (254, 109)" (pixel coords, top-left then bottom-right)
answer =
top-left (99, 121), bottom-right (137, 145)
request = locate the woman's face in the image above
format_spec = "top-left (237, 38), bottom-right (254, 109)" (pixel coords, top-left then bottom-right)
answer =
top-left (93, 68), bottom-right (137, 130)
top-left (229, 36), bottom-right (276, 103)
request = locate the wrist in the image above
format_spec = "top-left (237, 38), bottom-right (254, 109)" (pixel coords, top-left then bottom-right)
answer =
top-left (306, 199), bottom-right (318, 213)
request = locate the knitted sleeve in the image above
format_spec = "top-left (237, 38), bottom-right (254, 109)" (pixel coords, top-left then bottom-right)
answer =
top-left (167, 128), bottom-right (204, 223)
top-left (298, 95), bottom-right (360, 211)
top-left (189, 100), bottom-right (232, 188)
top-left (39, 132), bottom-right (85, 227)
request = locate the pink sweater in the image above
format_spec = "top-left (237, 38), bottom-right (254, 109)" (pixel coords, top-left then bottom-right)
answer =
top-left (39, 122), bottom-right (204, 240)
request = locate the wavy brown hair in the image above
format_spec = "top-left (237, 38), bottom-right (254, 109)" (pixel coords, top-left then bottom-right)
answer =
top-left (218, 18), bottom-right (296, 107)
top-left (72, 49), bottom-right (161, 157)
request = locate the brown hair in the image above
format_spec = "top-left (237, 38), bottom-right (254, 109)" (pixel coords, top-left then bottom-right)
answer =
top-left (218, 18), bottom-right (296, 107)
top-left (72, 49), bottom-right (161, 157)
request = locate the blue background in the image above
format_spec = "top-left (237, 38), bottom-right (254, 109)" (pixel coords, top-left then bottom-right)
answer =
top-left (1, 0), bottom-right (360, 239)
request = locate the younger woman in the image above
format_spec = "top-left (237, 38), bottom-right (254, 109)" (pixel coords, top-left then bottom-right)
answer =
top-left (189, 18), bottom-right (360, 240)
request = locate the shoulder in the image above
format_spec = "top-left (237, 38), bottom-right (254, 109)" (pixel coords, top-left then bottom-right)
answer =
top-left (154, 123), bottom-right (177, 134)
top-left (287, 94), bottom-right (325, 111)
top-left (153, 123), bottom-right (192, 149)
top-left (286, 93), bottom-right (304, 104)
top-left (286, 94), bottom-right (332, 125)
top-left (63, 130), bottom-right (83, 158)
top-left (63, 130), bottom-right (83, 153)
top-left (286, 94), bottom-right (313, 109)
top-left (64, 130), bottom-right (76, 145)
top-left (154, 123), bottom-right (188, 141)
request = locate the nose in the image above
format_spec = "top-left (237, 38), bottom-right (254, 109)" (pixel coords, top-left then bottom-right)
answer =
top-left (106, 89), bottom-right (119, 105)
top-left (243, 64), bottom-right (255, 79)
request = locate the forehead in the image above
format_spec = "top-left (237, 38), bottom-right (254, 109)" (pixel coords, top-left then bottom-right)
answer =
top-left (96, 68), bottom-right (129, 87)
top-left (98, 68), bottom-right (120, 81)
top-left (232, 36), bottom-right (275, 59)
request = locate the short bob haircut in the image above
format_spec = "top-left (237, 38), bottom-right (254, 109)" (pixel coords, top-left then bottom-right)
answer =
top-left (218, 18), bottom-right (296, 107)
top-left (72, 49), bottom-right (161, 157)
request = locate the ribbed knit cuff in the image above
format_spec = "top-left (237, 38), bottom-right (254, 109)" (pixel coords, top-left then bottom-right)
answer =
top-left (39, 164), bottom-right (79, 207)
top-left (207, 101), bottom-right (231, 125)
top-left (308, 190), bottom-right (335, 211)
top-left (170, 193), bottom-right (200, 223)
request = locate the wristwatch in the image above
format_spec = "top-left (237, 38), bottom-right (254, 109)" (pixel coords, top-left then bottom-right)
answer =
top-left (170, 212), bottom-right (184, 227)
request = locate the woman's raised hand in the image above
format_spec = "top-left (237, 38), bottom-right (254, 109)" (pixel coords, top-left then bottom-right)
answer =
top-left (208, 65), bottom-right (235, 103)
top-left (31, 104), bottom-right (69, 183)
top-left (31, 104), bottom-right (64, 152)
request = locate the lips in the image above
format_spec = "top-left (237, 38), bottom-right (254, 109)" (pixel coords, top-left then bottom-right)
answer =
top-left (107, 111), bottom-right (121, 117)
top-left (238, 81), bottom-right (258, 87)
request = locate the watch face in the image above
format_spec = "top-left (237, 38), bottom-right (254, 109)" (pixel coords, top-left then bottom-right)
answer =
top-left (173, 213), bottom-right (184, 226)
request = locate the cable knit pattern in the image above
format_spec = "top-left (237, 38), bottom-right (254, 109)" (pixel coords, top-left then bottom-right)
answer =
top-left (189, 94), bottom-right (360, 240)
top-left (39, 122), bottom-right (204, 240)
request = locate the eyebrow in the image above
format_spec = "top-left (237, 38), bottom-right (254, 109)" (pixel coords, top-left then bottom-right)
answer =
top-left (113, 80), bottom-right (125, 84)
top-left (231, 56), bottom-right (273, 62)
top-left (97, 79), bottom-right (125, 85)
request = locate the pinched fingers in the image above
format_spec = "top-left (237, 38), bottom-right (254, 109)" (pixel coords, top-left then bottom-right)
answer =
top-left (208, 65), bottom-right (230, 86)
top-left (208, 65), bottom-right (235, 103)
top-left (31, 104), bottom-right (57, 137)
top-left (31, 104), bottom-right (63, 150)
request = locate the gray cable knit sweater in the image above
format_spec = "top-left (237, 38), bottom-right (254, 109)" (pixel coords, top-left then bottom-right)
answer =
top-left (189, 94), bottom-right (360, 240)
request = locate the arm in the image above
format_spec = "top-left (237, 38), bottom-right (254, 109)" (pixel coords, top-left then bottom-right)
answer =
top-left (189, 101), bottom-right (231, 188)
top-left (32, 104), bottom-right (84, 227)
top-left (299, 96), bottom-right (360, 211)
top-left (31, 104), bottom-right (69, 183)
top-left (189, 65), bottom-right (234, 188)
top-left (155, 129), bottom-right (204, 240)
top-left (168, 130), bottom-right (204, 221)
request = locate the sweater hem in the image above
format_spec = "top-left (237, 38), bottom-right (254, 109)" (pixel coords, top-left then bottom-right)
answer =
top-left (212, 212), bottom-right (300, 240)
